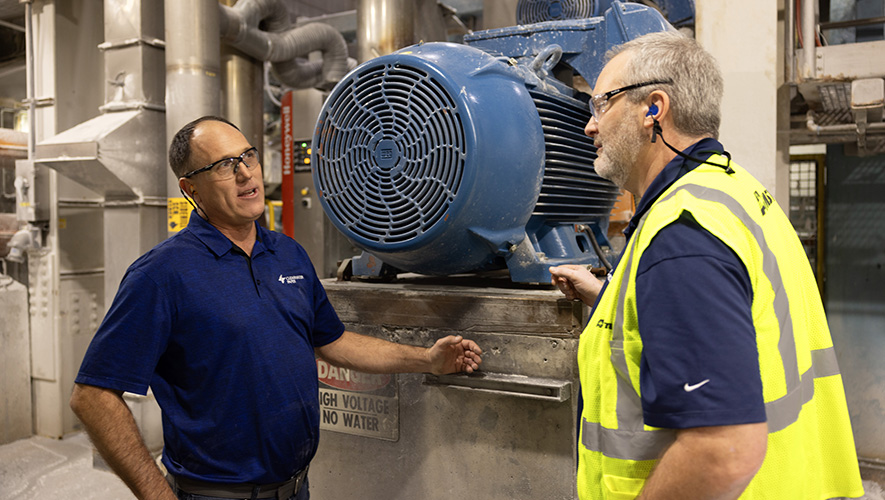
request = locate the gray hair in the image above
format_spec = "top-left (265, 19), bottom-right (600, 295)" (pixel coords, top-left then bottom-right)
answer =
top-left (606, 31), bottom-right (723, 139)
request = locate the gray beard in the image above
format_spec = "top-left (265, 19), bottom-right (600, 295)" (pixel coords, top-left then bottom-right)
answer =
top-left (593, 117), bottom-right (645, 189)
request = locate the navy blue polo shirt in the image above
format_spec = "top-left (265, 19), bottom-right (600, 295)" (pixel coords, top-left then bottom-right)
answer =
top-left (601, 139), bottom-right (766, 429)
top-left (76, 214), bottom-right (345, 484)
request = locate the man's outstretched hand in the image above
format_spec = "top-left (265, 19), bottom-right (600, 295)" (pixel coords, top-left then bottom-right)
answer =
top-left (428, 335), bottom-right (483, 375)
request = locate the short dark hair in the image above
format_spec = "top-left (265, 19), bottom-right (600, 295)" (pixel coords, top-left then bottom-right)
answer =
top-left (169, 115), bottom-right (240, 178)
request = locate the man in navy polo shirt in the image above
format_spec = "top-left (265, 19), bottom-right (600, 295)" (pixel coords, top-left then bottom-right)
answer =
top-left (70, 116), bottom-right (483, 500)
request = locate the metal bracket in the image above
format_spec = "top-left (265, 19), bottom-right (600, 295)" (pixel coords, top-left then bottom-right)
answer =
top-left (424, 372), bottom-right (572, 403)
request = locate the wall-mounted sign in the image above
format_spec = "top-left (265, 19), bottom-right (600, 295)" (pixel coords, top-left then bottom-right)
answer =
top-left (167, 197), bottom-right (193, 232)
top-left (316, 358), bottom-right (399, 441)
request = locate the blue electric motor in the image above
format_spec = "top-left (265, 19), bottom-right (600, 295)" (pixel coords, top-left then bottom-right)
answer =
top-left (312, 2), bottom-right (672, 282)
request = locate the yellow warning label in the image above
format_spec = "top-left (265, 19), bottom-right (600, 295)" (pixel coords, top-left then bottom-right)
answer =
top-left (167, 197), bottom-right (194, 232)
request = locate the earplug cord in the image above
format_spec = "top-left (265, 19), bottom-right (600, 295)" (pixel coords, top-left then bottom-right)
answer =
top-left (651, 118), bottom-right (734, 174)
top-left (179, 186), bottom-right (209, 222)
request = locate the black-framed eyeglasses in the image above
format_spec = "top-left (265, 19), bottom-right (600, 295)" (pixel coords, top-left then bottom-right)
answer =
top-left (588, 79), bottom-right (672, 118)
top-left (182, 147), bottom-right (260, 180)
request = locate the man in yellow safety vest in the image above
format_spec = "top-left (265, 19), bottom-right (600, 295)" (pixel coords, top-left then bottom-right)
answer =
top-left (550, 31), bottom-right (864, 500)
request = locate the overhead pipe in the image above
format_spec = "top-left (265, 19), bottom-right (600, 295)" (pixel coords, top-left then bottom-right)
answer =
top-left (820, 16), bottom-right (885, 30)
top-left (806, 110), bottom-right (885, 150)
top-left (805, 111), bottom-right (885, 134)
top-left (218, 0), bottom-right (349, 89)
top-left (221, 0), bottom-right (290, 41)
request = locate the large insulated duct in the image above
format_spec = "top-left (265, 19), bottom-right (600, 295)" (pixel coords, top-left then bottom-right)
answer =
top-left (34, 0), bottom-right (166, 202)
top-left (33, 0), bottom-right (168, 324)
top-left (218, 0), bottom-right (349, 89)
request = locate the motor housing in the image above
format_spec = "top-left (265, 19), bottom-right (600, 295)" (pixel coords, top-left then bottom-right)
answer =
top-left (312, 2), bottom-right (672, 282)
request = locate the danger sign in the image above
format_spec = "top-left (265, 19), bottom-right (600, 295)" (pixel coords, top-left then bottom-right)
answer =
top-left (316, 359), bottom-right (399, 441)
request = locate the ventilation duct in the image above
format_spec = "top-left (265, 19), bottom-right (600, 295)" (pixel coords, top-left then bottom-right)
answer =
top-left (34, 0), bottom-right (165, 202)
top-left (218, 0), bottom-right (349, 90)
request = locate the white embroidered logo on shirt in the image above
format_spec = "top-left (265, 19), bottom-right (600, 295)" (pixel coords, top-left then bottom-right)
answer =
top-left (278, 274), bottom-right (304, 284)
top-left (683, 379), bottom-right (710, 392)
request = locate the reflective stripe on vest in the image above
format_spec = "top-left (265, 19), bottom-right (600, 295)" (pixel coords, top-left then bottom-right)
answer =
top-left (582, 181), bottom-right (843, 461)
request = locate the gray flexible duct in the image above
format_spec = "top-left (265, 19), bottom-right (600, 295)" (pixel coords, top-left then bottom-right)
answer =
top-left (219, 0), bottom-right (349, 89)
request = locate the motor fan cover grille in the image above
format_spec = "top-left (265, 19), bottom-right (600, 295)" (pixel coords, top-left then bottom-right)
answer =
top-left (517, 0), bottom-right (596, 24)
top-left (313, 63), bottom-right (466, 245)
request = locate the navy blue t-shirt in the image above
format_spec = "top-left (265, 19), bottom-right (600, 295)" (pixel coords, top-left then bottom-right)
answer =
top-left (75, 214), bottom-right (345, 483)
top-left (605, 139), bottom-right (766, 429)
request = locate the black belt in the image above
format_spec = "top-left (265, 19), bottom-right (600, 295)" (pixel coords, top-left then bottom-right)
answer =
top-left (167, 466), bottom-right (308, 500)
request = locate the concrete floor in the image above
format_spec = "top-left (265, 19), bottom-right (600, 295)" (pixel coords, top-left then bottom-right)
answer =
top-left (863, 481), bottom-right (885, 500)
top-left (0, 433), bottom-right (135, 500)
top-left (1, 432), bottom-right (884, 500)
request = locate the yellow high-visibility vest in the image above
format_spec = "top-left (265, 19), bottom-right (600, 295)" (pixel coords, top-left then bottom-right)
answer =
top-left (577, 155), bottom-right (864, 500)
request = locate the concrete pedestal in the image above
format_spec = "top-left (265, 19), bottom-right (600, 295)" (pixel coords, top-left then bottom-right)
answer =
top-left (311, 275), bottom-right (586, 500)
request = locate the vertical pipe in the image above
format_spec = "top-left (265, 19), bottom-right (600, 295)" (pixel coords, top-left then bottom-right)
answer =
top-left (164, 0), bottom-right (221, 235)
top-left (24, 0), bottom-right (35, 160)
top-left (786, 0), bottom-right (795, 82)
top-left (482, 0), bottom-right (519, 30)
top-left (357, 0), bottom-right (416, 63)
top-left (219, 0), bottom-right (264, 158)
top-left (801, 0), bottom-right (816, 79)
top-left (221, 51), bottom-right (264, 153)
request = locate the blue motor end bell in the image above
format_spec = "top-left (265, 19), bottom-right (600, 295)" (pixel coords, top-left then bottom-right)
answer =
top-left (312, 42), bottom-right (546, 277)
